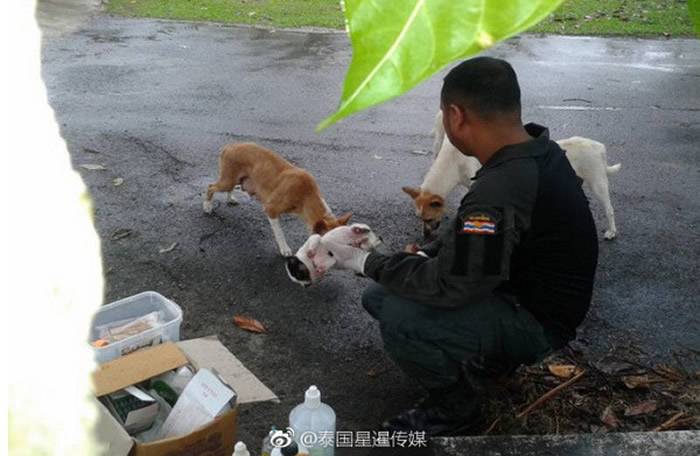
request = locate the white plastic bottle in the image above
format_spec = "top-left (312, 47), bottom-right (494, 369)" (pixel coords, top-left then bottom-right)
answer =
top-left (233, 441), bottom-right (250, 456)
top-left (289, 385), bottom-right (336, 456)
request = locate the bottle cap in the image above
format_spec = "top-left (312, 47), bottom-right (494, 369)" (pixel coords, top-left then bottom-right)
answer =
top-left (304, 385), bottom-right (321, 408)
top-left (233, 441), bottom-right (250, 456)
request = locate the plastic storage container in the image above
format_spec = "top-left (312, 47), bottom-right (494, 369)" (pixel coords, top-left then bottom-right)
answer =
top-left (90, 291), bottom-right (183, 364)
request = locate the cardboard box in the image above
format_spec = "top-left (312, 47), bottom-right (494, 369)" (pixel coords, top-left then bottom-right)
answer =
top-left (92, 335), bottom-right (277, 456)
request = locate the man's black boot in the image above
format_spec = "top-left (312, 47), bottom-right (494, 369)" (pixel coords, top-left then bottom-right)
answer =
top-left (381, 379), bottom-right (482, 437)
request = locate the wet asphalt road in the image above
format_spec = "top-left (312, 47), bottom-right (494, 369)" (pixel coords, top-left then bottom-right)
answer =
top-left (41, 15), bottom-right (699, 453)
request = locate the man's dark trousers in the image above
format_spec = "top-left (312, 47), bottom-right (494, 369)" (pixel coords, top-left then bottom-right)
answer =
top-left (362, 283), bottom-right (553, 389)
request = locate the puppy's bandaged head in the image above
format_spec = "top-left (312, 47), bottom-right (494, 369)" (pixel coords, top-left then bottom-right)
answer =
top-left (285, 224), bottom-right (382, 286)
top-left (326, 223), bottom-right (382, 250)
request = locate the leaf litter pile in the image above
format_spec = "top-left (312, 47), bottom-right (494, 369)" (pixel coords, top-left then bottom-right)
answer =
top-left (477, 344), bottom-right (699, 435)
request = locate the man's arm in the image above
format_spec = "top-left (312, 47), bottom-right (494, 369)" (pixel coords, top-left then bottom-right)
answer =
top-left (418, 237), bottom-right (442, 257)
top-left (364, 204), bottom-right (521, 308)
top-left (364, 251), bottom-right (491, 308)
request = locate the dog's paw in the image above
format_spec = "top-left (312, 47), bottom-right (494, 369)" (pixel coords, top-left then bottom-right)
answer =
top-left (227, 192), bottom-right (239, 206)
top-left (279, 246), bottom-right (293, 257)
top-left (604, 229), bottom-right (617, 240)
top-left (202, 200), bottom-right (214, 214)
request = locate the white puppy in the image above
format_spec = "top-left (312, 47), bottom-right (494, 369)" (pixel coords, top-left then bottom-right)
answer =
top-left (403, 112), bottom-right (621, 240)
top-left (285, 223), bottom-right (382, 286)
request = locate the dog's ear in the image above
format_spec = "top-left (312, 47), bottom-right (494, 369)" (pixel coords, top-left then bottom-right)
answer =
top-left (402, 186), bottom-right (420, 199)
top-left (337, 212), bottom-right (353, 225)
top-left (313, 220), bottom-right (327, 234)
top-left (307, 234), bottom-right (321, 258)
top-left (352, 225), bottom-right (370, 235)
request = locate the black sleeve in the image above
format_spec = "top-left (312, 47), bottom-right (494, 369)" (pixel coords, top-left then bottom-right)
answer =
top-left (418, 238), bottom-right (442, 257)
top-left (364, 204), bottom-right (521, 308)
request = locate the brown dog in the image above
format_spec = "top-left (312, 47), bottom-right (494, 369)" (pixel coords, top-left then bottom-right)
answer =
top-left (203, 143), bottom-right (352, 256)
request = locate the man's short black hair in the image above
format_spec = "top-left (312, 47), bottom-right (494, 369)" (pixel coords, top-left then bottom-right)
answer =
top-left (441, 57), bottom-right (521, 118)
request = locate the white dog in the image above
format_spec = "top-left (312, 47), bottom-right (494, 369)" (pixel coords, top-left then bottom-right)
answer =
top-left (403, 112), bottom-right (621, 240)
top-left (285, 223), bottom-right (382, 286)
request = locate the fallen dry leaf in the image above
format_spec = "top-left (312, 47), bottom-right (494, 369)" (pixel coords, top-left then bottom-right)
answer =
top-left (111, 228), bottom-right (133, 240)
top-left (79, 163), bottom-right (106, 171)
top-left (623, 374), bottom-right (653, 389)
top-left (548, 364), bottom-right (578, 379)
top-left (654, 364), bottom-right (685, 381)
top-left (158, 242), bottom-right (178, 254)
top-left (624, 400), bottom-right (657, 417)
top-left (600, 405), bottom-right (620, 429)
top-left (233, 315), bottom-right (266, 334)
top-left (594, 360), bottom-right (636, 375)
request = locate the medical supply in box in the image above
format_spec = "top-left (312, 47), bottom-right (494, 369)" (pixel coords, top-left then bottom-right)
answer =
top-left (92, 336), bottom-right (278, 456)
top-left (89, 291), bottom-right (183, 364)
top-left (104, 386), bottom-right (159, 434)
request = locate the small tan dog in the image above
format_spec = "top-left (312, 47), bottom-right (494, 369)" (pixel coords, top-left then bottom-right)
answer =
top-left (203, 143), bottom-right (352, 256)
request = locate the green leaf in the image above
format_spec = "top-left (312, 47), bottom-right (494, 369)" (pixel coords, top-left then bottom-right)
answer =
top-left (690, 0), bottom-right (700, 35)
top-left (318, 0), bottom-right (565, 131)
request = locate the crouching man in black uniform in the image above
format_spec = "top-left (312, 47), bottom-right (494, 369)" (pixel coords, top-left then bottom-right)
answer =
top-left (324, 57), bottom-right (599, 436)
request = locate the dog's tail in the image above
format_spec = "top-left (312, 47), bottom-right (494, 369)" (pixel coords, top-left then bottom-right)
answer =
top-left (431, 111), bottom-right (445, 158)
top-left (606, 163), bottom-right (622, 175)
top-left (598, 140), bottom-right (621, 175)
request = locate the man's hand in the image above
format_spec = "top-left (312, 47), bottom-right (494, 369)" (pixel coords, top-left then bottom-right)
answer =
top-left (322, 240), bottom-right (370, 274)
top-left (405, 243), bottom-right (429, 257)
top-left (404, 243), bottom-right (420, 253)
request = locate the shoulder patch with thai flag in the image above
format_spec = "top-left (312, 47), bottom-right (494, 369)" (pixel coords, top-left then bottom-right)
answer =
top-left (461, 213), bottom-right (497, 235)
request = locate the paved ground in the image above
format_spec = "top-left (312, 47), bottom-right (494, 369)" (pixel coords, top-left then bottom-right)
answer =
top-left (41, 14), bottom-right (699, 454)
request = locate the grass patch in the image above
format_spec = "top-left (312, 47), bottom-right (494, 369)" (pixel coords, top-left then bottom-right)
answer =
top-left (531, 0), bottom-right (695, 37)
top-left (106, 0), bottom-right (696, 36)
top-left (106, 0), bottom-right (345, 29)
